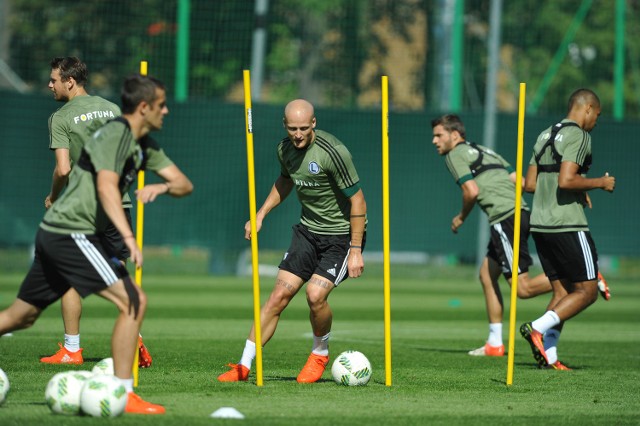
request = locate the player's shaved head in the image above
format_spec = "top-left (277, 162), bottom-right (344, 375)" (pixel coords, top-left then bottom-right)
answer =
top-left (568, 88), bottom-right (600, 113)
top-left (283, 99), bottom-right (316, 149)
top-left (284, 99), bottom-right (315, 123)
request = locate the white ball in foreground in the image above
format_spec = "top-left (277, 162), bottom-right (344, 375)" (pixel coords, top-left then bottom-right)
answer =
top-left (0, 368), bottom-right (9, 405)
top-left (73, 370), bottom-right (94, 380)
top-left (331, 350), bottom-right (372, 386)
top-left (80, 375), bottom-right (127, 418)
top-left (45, 371), bottom-right (89, 415)
top-left (91, 357), bottom-right (114, 375)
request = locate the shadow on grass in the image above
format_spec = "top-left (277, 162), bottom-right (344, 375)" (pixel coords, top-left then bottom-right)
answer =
top-left (265, 376), bottom-right (335, 384)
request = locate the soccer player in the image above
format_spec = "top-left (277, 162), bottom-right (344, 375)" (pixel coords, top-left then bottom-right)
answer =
top-left (520, 88), bottom-right (614, 370)
top-left (218, 99), bottom-right (367, 383)
top-left (0, 74), bottom-right (193, 414)
top-left (41, 57), bottom-right (152, 368)
top-left (431, 114), bottom-right (552, 357)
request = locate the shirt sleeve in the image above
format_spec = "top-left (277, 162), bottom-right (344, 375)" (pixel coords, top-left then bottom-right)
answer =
top-left (48, 112), bottom-right (70, 150)
top-left (560, 128), bottom-right (591, 166)
top-left (85, 126), bottom-right (123, 174)
top-left (445, 147), bottom-right (474, 185)
top-left (142, 136), bottom-right (174, 172)
top-left (277, 142), bottom-right (290, 178)
top-left (324, 143), bottom-right (359, 190)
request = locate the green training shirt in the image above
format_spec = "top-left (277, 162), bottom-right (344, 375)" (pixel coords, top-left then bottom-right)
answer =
top-left (445, 141), bottom-right (527, 225)
top-left (48, 95), bottom-right (133, 207)
top-left (41, 117), bottom-right (174, 235)
top-left (529, 119), bottom-right (591, 233)
top-left (278, 129), bottom-right (363, 235)
top-left (49, 95), bottom-right (120, 164)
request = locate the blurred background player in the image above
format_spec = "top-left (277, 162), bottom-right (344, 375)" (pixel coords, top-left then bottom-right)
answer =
top-left (0, 74), bottom-right (193, 414)
top-left (218, 99), bottom-right (367, 383)
top-left (431, 114), bottom-right (552, 357)
top-left (40, 57), bottom-right (153, 368)
top-left (521, 88), bottom-right (614, 370)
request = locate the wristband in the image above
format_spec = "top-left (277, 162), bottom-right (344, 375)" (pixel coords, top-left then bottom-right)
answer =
top-left (350, 245), bottom-right (362, 249)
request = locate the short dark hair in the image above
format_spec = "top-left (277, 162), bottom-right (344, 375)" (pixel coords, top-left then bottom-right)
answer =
top-left (568, 88), bottom-right (600, 112)
top-left (120, 74), bottom-right (166, 114)
top-left (50, 57), bottom-right (87, 86)
top-left (431, 114), bottom-right (466, 139)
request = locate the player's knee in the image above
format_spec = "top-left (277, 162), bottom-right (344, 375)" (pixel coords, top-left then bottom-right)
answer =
top-left (265, 291), bottom-right (291, 314)
top-left (6, 312), bottom-right (37, 331)
top-left (516, 286), bottom-right (535, 299)
top-left (305, 290), bottom-right (327, 311)
top-left (121, 276), bottom-right (145, 320)
top-left (585, 285), bottom-right (599, 305)
top-left (136, 290), bottom-right (148, 313)
top-left (20, 316), bottom-right (37, 330)
top-left (575, 283), bottom-right (598, 306)
top-left (1, 303), bottom-right (40, 331)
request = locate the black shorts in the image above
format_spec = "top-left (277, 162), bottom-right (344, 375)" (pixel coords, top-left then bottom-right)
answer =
top-left (102, 208), bottom-right (132, 261)
top-left (532, 231), bottom-right (598, 282)
top-left (17, 228), bottom-right (128, 309)
top-left (487, 210), bottom-right (533, 279)
top-left (278, 224), bottom-right (366, 285)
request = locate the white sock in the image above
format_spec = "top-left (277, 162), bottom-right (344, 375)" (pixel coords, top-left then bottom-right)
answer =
top-left (544, 329), bottom-right (561, 364)
top-left (120, 378), bottom-right (134, 393)
top-left (531, 311), bottom-right (560, 334)
top-left (311, 332), bottom-right (330, 356)
top-left (64, 334), bottom-right (80, 352)
top-left (239, 340), bottom-right (256, 369)
top-left (487, 323), bottom-right (503, 347)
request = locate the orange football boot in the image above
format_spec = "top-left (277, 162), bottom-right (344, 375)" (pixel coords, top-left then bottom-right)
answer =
top-left (125, 392), bottom-right (165, 414)
top-left (296, 353), bottom-right (329, 383)
top-left (40, 342), bottom-right (84, 365)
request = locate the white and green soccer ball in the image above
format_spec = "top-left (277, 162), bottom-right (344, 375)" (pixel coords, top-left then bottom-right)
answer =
top-left (0, 368), bottom-right (10, 405)
top-left (91, 357), bottom-right (114, 375)
top-left (45, 371), bottom-right (90, 415)
top-left (331, 350), bottom-right (372, 386)
top-left (80, 375), bottom-right (127, 418)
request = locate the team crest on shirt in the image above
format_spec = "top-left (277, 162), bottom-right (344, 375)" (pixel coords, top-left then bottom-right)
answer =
top-left (308, 161), bottom-right (320, 174)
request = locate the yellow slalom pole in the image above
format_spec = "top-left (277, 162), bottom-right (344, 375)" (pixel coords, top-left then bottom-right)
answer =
top-left (381, 76), bottom-right (392, 387)
top-left (506, 82), bottom-right (526, 386)
top-left (243, 70), bottom-right (263, 386)
top-left (133, 60), bottom-right (148, 387)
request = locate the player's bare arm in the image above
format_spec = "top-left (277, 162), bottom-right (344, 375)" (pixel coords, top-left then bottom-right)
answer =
top-left (524, 165), bottom-right (538, 193)
top-left (245, 175), bottom-right (294, 240)
top-left (508, 171), bottom-right (527, 192)
top-left (453, 180), bottom-right (478, 233)
top-left (347, 189), bottom-right (366, 278)
top-left (97, 170), bottom-right (142, 267)
top-left (135, 164), bottom-right (193, 204)
top-left (45, 148), bottom-right (72, 208)
top-left (558, 162), bottom-right (615, 192)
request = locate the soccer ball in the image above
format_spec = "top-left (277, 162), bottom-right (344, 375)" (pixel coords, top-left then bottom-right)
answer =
top-left (45, 371), bottom-right (90, 415)
top-left (331, 350), bottom-right (372, 386)
top-left (0, 368), bottom-right (9, 405)
top-left (80, 375), bottom-right (127, 417)
top-left (73, 370), bottom-right (95, 380)
top-left (92, 357), bottom-right (114, 375)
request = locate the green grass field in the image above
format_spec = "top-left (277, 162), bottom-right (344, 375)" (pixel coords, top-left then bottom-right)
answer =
top-left (0, 264), bottom-right (638, 425)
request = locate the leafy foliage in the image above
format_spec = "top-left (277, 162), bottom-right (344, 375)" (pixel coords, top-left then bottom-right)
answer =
top-left (4, 0), bottom-right (640, 116)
